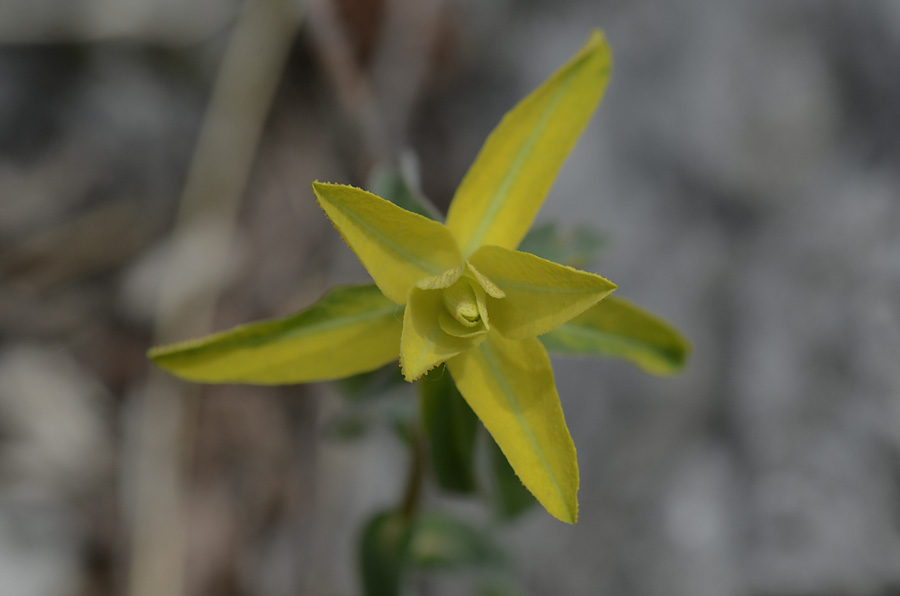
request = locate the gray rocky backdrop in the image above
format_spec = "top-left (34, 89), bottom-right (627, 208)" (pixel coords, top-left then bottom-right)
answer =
top-left (1, 0), bottom-right (899, 595)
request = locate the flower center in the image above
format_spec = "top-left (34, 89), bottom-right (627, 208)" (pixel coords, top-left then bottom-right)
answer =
top-left (442, 281), bottom-right (481, 327)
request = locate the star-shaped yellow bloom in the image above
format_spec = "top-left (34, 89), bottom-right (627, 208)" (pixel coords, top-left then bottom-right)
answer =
top-left (312, 175), bottom-right (615, 522)
top-left (310, 32), bottom-right (613, 522)
top-left (150, 31), bottom-right (688, 523)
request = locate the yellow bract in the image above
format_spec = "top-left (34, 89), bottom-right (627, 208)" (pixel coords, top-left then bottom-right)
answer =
top-left (447, 333), bottom-right (579, 523)
top-left (148, 284), bottom-right (402, 384)
top-left (445, 30), bottom-right (612, 256)
top-left (313, 182), bottom-right (463, 305)
top-left (469, 245), bottom-right (617, 340)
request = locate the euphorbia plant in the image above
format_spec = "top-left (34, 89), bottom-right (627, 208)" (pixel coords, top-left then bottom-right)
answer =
top-left (150, 31), bottom-right (688, 525)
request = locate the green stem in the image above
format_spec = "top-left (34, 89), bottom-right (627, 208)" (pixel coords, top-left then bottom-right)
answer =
top-left (400, 409), bottom-right (425, 519)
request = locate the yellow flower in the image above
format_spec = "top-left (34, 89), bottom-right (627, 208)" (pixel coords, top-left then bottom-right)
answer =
top-left (150, 31), bottom-right (689, 523)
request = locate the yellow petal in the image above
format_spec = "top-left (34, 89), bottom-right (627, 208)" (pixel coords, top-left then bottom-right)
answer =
top-left (446, 333), bottom-right (579, 523)
top-left (539, 296), bottom-right (691, 375)
top-left (400, 286), bottom-right (486, 381)
top-left (148, 284), bottom-right (402, 384)
top-left (313, 182), bottom-right (462, 304)
top-left (469, 245), bottom-right (616, 340)
top-left (445, 31), bottom-right (612, 255)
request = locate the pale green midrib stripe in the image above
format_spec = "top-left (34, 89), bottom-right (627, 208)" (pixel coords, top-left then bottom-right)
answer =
top-left (462, 62), bottom-right (599, 256)
top-left (276, 305), bottom-right (399, 341)
top-left (543, 324), bottom-right (682, 364)
top-left (241, 305), bottom-right (397, 377)
top-left (160, 305), bottom-right (399, 360)
top-left (333, 200), bottom-right (448, 276)
top-left (479, 340), bottom-right (570, 516)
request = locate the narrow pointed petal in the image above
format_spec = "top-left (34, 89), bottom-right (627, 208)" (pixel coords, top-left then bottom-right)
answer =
top-left (447, 334), bottom-right (578, 523)
top-left (539, 296), bottom-right (691, 374)
top-left (313, 182), bottom-right (462, 304)
top-left (400, 287), bottom-right (486, 381)
top-left (445, 31), bottom-right (612, 255)
top-left (149, 285), bottom-right (402, 384)
top-left (470, 245), bottom-right (616, 340)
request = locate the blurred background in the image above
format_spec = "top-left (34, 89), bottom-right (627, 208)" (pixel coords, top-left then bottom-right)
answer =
top-left (2, 0), bottom-right (900, 594)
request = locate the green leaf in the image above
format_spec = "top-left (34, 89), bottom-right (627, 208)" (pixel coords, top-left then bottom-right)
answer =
top-left (324, 410), bottom-right (369, 442)
top-left (445, 30), bottom-right (613, 256)
top-left (447, 333), bottom-right (579, 524)
top-left (539, 296), bottom-right (691, 375)
top-left (313, 182), bottom-right (462, 305)
top-left (337, 362), bottom-right (407, 401)
top-left (487, 434), bottom-right (537, 521)
top-left (419, 365), bottom-right (478, 494)
top-left (368, 166), bottom-right (442, 221)
top-left (469, 245), bottom-right (616, 340)
top-left (408, 512), bottom-right (506, 570)
top-left (360, 510), bottom-right (414, 596)
top-left (518, 222), bottom-right (608, 268)
top-left (387, 396), bottom-right (418, 446)
top-left (148, 284), bottom-right (402, 384)
top-left (477, 583), bottom-right (518, 596)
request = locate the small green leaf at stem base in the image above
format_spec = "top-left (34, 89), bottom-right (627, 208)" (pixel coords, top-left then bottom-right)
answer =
top-left (360, 511), bottom-right (415, 596)
top-left (419, 365), bottom-right (478, 494)
top-left (487, 435), bottom-right (538, 521)
top-left (408, 511), bottom-right (507, 571)
top-left (337, 363), bottom-right (407, 401)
